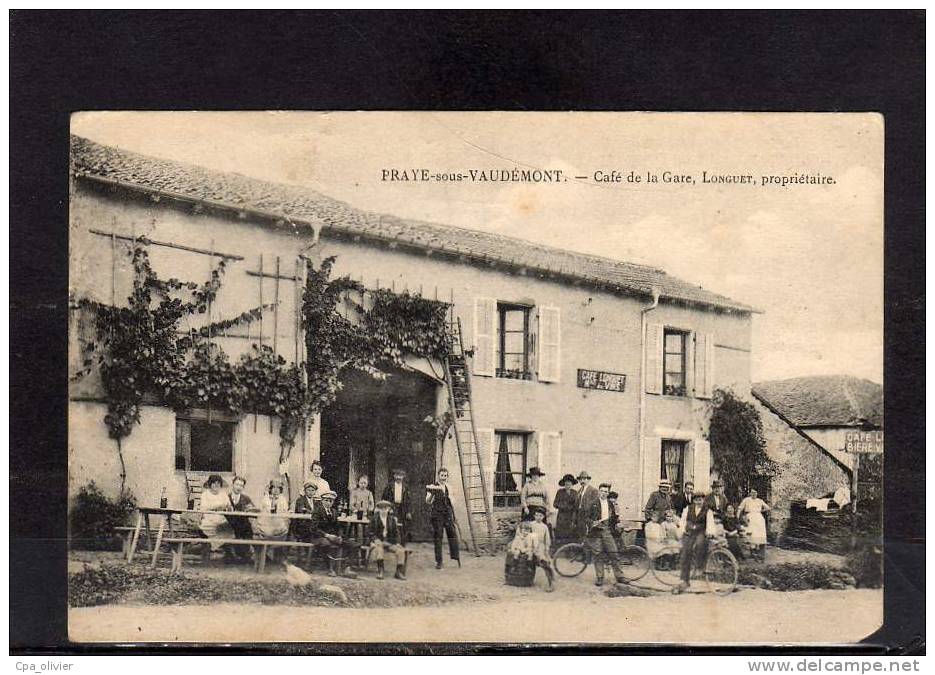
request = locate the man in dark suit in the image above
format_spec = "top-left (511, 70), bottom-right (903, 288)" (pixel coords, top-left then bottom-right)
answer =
top-left (705, 480), bottom-right (729, 516)
top-left (311, 491), bottom-right (358, 577)
top-left (586, 483), bottom-right (627, 587)
top-left (574, 470), bottom-right (600, 539)
top-left (675, 492), bottom-right (710, 593)
top-left (292, 482), bottom-right (318, 542)
top-left (426, 467), bottom-right (460, 568)
top-left (671, 480), bottom-right (694, 516)
top-left (370, 499), bottom-right (407, 580)
top-left (382, 467), bottom-right (412, 544)
top-left (643, 478), bottom-right (674, 522)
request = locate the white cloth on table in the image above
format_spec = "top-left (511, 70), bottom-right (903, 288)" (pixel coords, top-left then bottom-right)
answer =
top-left (806, 497), bottom-right (832, 512)
top-left (739, 497), bottom-right (768, 545)
top-left (833, 486), bottom-right (851, 508)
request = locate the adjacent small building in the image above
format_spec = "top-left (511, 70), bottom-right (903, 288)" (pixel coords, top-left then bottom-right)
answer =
top-left (752, 375), bottom-right (883, 537)
top-left (68, 135), bottom-right (757, 542)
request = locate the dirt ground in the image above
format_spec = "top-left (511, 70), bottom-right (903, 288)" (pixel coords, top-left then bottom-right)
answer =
top-left (69, 544), bottom-right (882, 644)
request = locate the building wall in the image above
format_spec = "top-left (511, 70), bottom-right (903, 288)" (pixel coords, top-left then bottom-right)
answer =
top-left (69, 181), bottom-right (753, 529)
top-left (754, 398), bottom-right (848, 537)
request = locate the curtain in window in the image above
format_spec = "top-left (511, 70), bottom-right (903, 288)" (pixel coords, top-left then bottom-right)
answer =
top-left (495, 433), bottom-right (522, 493)
top-left (663, 442), bottom-right (683, 485)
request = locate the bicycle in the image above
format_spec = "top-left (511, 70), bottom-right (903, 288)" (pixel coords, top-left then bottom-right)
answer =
top-left (651, 540), bottom-right (739, 595)
top-left (553, 537), bottom-right (651, 582)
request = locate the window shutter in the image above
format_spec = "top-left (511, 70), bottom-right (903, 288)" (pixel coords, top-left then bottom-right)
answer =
top-left (476, 428), bottom-right (496, 509)
top-left (694, 332), bottom-right (715, 399)
top-left (645, 323), bottom-right (664, 394)
top-left (693, 439), bottom-right (711, 492)
top-left (537, 306), bottom-right (562, 382)
top-left (472, 298), bottom-right (496, 377)
top-left (539, 431), bottom-right (562, 483)
top-left (643, 436), bottom-right (662, 513)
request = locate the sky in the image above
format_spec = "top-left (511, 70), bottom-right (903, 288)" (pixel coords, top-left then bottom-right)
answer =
top-left (71, 111), bottom-right (884, 384)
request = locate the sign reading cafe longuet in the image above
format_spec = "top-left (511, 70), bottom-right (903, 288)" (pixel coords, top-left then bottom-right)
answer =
top-left (576, 368), bottom-right (627, 393)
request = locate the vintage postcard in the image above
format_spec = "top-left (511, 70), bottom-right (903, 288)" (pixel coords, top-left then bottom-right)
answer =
top-left (66, 111), bottom-right (883, 644)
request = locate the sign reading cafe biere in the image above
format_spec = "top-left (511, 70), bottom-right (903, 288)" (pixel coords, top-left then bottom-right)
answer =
top-left (844, 430), bottom-right (884, 454)
top-left (577, 369), bottom-right (627, 393)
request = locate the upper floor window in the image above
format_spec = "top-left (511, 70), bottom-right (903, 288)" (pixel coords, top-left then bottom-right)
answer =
top-left (663, 329), bottom-right (688, 396)
top-left (497, 303), bottom-right (531, 380)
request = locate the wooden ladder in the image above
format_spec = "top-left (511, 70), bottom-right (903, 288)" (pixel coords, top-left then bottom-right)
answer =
top-left (444, 316), bottom-right (497, 555)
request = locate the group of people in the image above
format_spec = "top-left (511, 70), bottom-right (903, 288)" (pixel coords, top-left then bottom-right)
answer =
top-left (643, 478), bottom-right (771, 593)
top-left (195, 461), bottom-right (414, 581)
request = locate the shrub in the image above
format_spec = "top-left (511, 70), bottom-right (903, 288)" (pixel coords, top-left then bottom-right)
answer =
top-left (70, 482), bottom-right (136, 551)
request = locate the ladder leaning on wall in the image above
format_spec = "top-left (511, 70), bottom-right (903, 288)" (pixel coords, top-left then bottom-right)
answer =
top-left (443, 316), bottom-right (497, 555)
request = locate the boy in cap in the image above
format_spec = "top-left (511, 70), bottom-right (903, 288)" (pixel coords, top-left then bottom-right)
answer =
top-left (369, 499), bottom-right (408, 580)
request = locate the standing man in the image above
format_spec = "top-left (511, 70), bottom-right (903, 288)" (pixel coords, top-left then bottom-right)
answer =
top-left (672, 480), bottom-right (694, 517)
top-left (675, 491), bottom-right (710, 593)
top-left (382, 467), bottom-right (412, 544)
top-left (586, 483), bottom-right (628, 587)
top-left (705, 480), bottom-right (729, 516)
top-left (574, 470), bottom-right (600, 539)
top-left (426, 467), bottom-right (461, 569)
top-left (370, 499), bottom-right (408, 580)
top-left (644, 478), bottom-right (674, 522)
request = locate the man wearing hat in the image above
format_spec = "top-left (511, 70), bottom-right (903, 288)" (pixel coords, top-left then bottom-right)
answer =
top-left (644, 478), bottom-right (674, 522)
top-left (311, 491), bottom-right (359, 577)
top-left (574, 471), bottom-right (600, 539)
top-left (381, 467), bottom-right (412, 544)
top-left (705, 480), bottom-right (729, 516)
top-left (369, 499), bottom-right (407, 580)
top-left (292, 481), bottom-right (318, 542)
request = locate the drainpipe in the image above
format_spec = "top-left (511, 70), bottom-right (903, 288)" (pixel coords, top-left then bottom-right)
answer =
top-left (637, 286), bottom-right (661, 519)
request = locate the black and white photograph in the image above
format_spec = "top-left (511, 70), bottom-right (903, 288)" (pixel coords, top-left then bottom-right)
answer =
top-left (64, 111), bottom-right (885, 645)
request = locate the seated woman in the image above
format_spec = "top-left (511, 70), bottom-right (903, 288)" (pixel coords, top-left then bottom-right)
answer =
top-left (657, 508), bottom-right (682, 569)
top-left (253, 478), bottom-right (291, 564)
top-left (505, 505), bottom-right (555, 591)
top-left (644, 510), bottom-right (666, 559)
top-left (198, 474), bottom-right (236, 560)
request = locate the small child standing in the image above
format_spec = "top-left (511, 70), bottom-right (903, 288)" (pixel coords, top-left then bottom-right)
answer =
top-left (349, 475), bottom-right (375, 517)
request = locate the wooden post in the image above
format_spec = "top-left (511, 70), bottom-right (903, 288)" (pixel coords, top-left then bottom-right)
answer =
top-left (273, 256), bottom-right (281, 355)
top-left (258, 255), bottom-right (264, 348)
top-left (207, 240), bottom-right (214, 425)
top-left (110, 232), bottom-right (117, 304)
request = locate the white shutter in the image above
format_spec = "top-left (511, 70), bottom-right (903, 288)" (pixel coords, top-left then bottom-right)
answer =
top-left (472, 298), bottom-right (496, 377)
top-left (643, 436), bottom-right (662, 512)
top-left (694, 332), bottom-right (715, 399)
top-left (537, 306), bottom-right (562, 383)
top-left (645, 323), bottom-right (664, 394)
top-left (693, 439), bottom-right (711, 492)
top-left (539, 431), bottom-right (562, 484)
top-left (476, 428), bottom-right (496, 509)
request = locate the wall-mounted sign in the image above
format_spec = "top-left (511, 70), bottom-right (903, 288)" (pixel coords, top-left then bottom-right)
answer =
top-left (577, 369), bottom-right (627, 393)
top-left (845, 430), bottom-right (883, 454)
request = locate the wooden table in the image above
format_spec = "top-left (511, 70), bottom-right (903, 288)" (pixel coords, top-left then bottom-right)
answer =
top-left (126, 506), bottom-right (314, 568)
top-left (338, 514), bottom-right (370, 566)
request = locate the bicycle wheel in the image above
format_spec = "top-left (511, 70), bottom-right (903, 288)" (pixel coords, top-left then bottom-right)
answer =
top-left (651, 546), bottom-right (682, 587)
top-left (553, 542), bottom-right (589, 578)
top-left (704, 547), bottom-right (738, 595)
top-left (616, 545), bottom-right (651, 582)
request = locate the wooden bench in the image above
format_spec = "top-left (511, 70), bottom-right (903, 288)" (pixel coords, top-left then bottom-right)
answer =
top-left (161, 537), bottom-right (320, 574)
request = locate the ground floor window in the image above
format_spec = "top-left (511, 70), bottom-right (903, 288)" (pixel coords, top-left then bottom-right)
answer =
top-left (175, 413), bottom-right (236, 472)
top-left (494, 431), bottom-right (529, 507)
top-left (661, 438), bottom-right (691, 489)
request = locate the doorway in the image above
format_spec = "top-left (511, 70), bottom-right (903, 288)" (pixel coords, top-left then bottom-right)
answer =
top-left (320, 366), bottom-right (439, 540)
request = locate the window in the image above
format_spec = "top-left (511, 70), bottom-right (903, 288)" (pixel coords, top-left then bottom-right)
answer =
top-left (661, 439), bottom-right (691, 489)
top-left (493, 431), bottom-right (529, 507)
top-left (663, 329), bottom-right (688, 396)
top-left (175, 414), bottom-right (236, 472)
top-left (497, 303), bottom-right (531, 379)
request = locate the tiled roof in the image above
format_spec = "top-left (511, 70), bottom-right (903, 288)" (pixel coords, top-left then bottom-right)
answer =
top-left (752, 376), bottom-right (883, 428)
top-left (70, 135), bottom-right (755, 313)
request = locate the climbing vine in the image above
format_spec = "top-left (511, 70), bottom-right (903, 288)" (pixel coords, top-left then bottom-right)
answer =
top-left (76, 246), bottom-right (452, 488)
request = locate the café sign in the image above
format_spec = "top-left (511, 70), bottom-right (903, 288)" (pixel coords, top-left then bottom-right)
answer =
top-left (845, 430), bottom-right (883, 454)
top-left (577, 368), bottom-right (627, 393)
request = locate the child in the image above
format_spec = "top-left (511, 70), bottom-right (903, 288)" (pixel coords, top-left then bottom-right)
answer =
top-left (506, 506), bottom-right (555, 591)
top-left (644, 511), bottom-right (666, 559)
top-left (656, 508), bottom-right (682, 570)
top-left (349, 475), bottom-right (375, 517)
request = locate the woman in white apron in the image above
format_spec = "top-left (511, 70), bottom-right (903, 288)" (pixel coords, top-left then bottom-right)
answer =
top-left (738, 487), bottom-right (771, 561)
